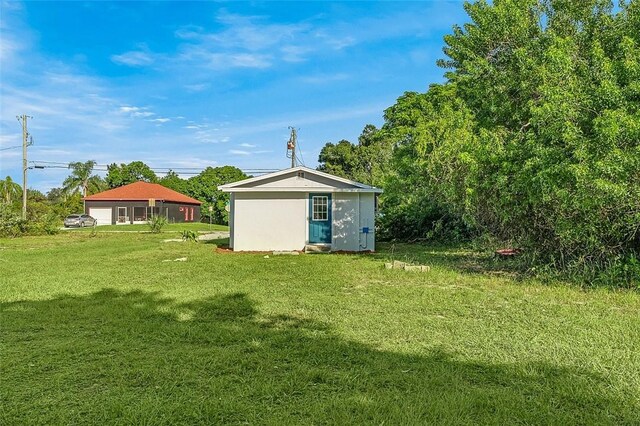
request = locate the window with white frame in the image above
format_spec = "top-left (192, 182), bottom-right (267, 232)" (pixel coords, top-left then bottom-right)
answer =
top-left (117, 207), bottom-right (128, 223)
top-left (312, 196), bottom-right (329, 221)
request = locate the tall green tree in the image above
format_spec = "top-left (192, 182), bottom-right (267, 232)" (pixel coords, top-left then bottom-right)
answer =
top-left (62, 161), bottom-right (106, 197)
top-left (317, 139), bottom-right (360, 179)
top-left (317, 124), bottom-right (390, 186)
top-left (106, 161), bottom-right (157, 188)
top-left (0, 176), bottom-right (21, 205)
top-left (380, 0), bottom-right (640, 279)
top-left (377, 86), bottom-right (477, 241)
top-left (187, 166), bottom-right (247, 224)
top-left (159, 170), bottom-right (188, 194)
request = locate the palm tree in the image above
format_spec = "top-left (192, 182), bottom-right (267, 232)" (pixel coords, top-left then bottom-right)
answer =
top-left (62, 161), bottom-right (106, 197)
top-left (0, 176), bottom-right (22, 204)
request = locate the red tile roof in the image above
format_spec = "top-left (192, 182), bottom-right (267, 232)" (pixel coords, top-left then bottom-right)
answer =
top-left (84, 181), bottom-right (201, 204)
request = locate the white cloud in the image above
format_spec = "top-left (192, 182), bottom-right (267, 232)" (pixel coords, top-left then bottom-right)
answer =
top-left (0, 132), bottom-right (22, 147)
top-left (213, 103), bottom-right (385, 139)
top-left (316, 33), bottom-right (356, 50)
top-left (2, 75), bottom-right (127, 133)
top-left (145, 156), bottom-right (218, 171)
top-left (184, 83), bottom-right (210, 92)
top-left (280, 45), bottom-right (312, 63)
top-left (0, 36), bottom-right (21, 63)
top-left (239, 143), bottom-right (256, 148)
top-left (119, 106), bottom-right (156, 119)
top-left (131, 111), bottom-right (155, 118)
top-left (174, 25), bottom-right (205, 40)
top-left (178, 48), bottom-right (272, 70)
top-left (229, 147), bottom-right (272, 156)
top-left (226, 53), bottom-right (272, 68)
top-left (170, 11), bottom-right (312, 70)
top-left (210, 11), bottom-right (308, 51)
top-left (107, 5), bottom-right (455, 75)
top-left (148, 118), bottom-right (171, 123)
top-left (0, 149), bottom-right (21, 160)
top-left (111, 44), bottom-right (156, 67)
top-left (0, 1), bottom-right (23, 11)
top-left (119, 106), bottom-right (140, 113)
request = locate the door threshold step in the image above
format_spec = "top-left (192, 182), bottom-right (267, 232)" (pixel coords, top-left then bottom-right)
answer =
top-left (304, 244), bottom-right (332, 253)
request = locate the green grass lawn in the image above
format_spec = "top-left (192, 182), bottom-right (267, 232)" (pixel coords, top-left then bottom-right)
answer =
top-left (65, 222), bottom-right (228, 232)
top-left (1, 233), bottom-right (638, 424)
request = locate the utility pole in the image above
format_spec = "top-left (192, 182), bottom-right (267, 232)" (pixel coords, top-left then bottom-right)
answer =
top-left (17, 114), bottom-right (32, 220)
top-left (287, 127), bottom-right (297, 168)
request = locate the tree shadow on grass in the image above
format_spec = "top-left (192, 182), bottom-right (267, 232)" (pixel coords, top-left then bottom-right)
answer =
top-left (201, 237), bottom-right (230, 247)
top-left (374, 242), bottom-right (528, 279)
top-left (1, 290), bottom-right (635, 424)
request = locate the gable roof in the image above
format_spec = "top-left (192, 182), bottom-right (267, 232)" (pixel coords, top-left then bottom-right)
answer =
top-left (218, 166), bottom-right (383, 193)
top-left (83, 181), bottom-right (201, 204)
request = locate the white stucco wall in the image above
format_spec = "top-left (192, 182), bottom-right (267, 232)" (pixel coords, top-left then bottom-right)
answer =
top-left (333, 193), bottom-right (359, 251)
top-left (229, 189), bottom-right (377, 252)
top-left (332, 192), bottom-right (376, 251)
top-left (232, 192), bottom-right (307, 251)
top-left (358, 193), bottom-right (376, 251)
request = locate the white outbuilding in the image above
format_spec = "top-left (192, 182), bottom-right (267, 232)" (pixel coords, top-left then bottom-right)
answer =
top-left (218, 166), bottom-right (383, 252)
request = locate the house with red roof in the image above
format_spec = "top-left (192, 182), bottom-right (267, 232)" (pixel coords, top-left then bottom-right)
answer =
top-left (83, 181), bottom-right (201, 225)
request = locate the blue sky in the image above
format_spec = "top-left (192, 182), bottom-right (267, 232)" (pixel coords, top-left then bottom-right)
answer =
top-left (0, 1), bottom-right (467, 192)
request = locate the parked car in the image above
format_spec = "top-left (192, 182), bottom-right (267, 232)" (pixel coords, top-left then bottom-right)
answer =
top-left (64, 214), bottom-right (97, 228)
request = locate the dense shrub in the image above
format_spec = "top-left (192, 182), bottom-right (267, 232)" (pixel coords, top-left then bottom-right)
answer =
top-left (181, 230), bottom-right (198, 242)
top-left (375, 0), bottom-right (640, 285)
top-left (0, 205), bottom-right (60, 237)
top-left (319, 1), bottom-right (639, 285)
top-left (147, 215), bottom-right (167, 233)
top-left (0, 206), bottom-right (28, 237)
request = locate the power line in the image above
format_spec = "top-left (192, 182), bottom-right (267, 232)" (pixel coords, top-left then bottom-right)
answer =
top-left (295, 133), bottom-right (306, 167)
top-left (28, 160), bottom-right (278, 176)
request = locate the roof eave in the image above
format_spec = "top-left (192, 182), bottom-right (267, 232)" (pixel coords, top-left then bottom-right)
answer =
top-left (84, 197), bottom-right (201, 204)
top-left (219, 187), bottom-right (383, 194)
top-left (218, 166), bottom-right (380, 191)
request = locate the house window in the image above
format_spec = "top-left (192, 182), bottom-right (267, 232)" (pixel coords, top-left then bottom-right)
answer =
top-left (117, 207), bottom-right (128, 223)
top-left (312, 196), bottom-right (329, 221)
top-left (133, 207), bottom-right (147, 222)
top-left (147, 206), bottom-right (160, 218)
top-left (297, 171), bottom-right (305, 179)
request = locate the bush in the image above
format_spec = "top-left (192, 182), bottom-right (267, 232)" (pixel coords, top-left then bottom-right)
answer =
top-left (147, 215), bottom-right (167, 233)
top-left (0, 206), bottom-right (28, 238)
top-left (0, 205), bottom-right (61, 237)
top-left (29, 213), bottom-right (60, 236)
top-left (181, 230), bottom-right (198, 242)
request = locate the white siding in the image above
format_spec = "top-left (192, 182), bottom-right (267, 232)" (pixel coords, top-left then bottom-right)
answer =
top-left (237, 171), bottom-right (360, 190)
top-left (233, 192), bottom-right (307, 251)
